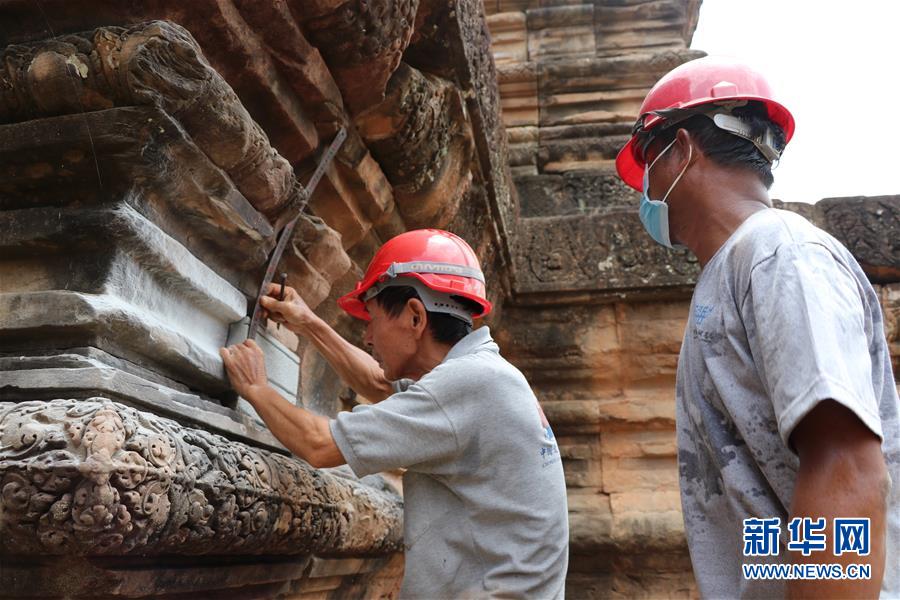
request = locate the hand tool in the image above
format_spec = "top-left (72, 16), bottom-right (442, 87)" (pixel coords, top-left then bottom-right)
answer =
top-left (246, 128), bottom-right (347, 340)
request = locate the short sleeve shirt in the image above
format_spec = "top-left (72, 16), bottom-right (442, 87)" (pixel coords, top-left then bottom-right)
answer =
top-left (330, 327), bottom-right (569, 599)
top-left (676, 208), bottom-right (900, 598)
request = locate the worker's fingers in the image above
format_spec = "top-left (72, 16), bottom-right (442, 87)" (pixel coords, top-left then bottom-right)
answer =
top-left (259, 296), bottom-right (289, 314)
top-left (259, 296), bottom-right (291, 324)
top-left (242, 339), bottom-right (261, 352)
top-left (265, 282), bottom-right (298, 299)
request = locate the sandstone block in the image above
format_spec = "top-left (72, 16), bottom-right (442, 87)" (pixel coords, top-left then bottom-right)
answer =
top-left (486, 12), bottom-right (528, 65)
top-left (602, 456), bottom-right (679, 493)
top-left (601, 429), bottom-right (677, 459)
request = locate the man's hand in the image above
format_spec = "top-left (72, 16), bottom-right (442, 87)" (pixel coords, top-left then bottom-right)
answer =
top-left (259, 283), bottom-right (316, 332)
top-left (219, 339), bottom-right (268, 400)
top-left (219, 338), bottom-right (345, 468)
top-left (258, 282), bottom-right (394, 402)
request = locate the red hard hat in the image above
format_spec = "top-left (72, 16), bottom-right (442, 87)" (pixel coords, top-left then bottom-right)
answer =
top-left (616, 56), bottom-right (795, 191)
top-left (337, 229), bottom-right (492, 321)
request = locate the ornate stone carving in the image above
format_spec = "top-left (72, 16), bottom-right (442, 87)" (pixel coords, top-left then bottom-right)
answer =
top-left (514, 213), bottom-right (699, 298)
top-left (301, 0), bottom-right (420, 113)
top-left (515, 169), bottom-right (637, 217)
top-left (0, 398), bottom-right (403, 557)
top-left (0, 21), bottom-right (299, 221)
top-left (820, 196), bottom-right (900, 283)
top-left (404, 0), bottom-right (518, 287)
top-left (452, 0), bottom-right (518, 256)
top-left (355, 63), bottom-right (474, 228)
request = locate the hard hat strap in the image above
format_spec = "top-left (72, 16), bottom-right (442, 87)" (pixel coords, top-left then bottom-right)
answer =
top-left (707, 113), bottom-right (781, 163)
top-left (361, 277), bottom-right (475, 325)
top-left (634, 101), bottom-right (782, 164)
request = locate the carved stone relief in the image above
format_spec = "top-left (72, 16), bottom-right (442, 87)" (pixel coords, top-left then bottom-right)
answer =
top-left (0, 21), bottom-right (299, 221)
top-left (820, 196), bottom-right (900, 282)
top-left (355, 63), bottom-right (474, 228)
top-left (0, 398), bottom-right (402, 557)
top-left (302, 0), bottom-right (420, 113)
top-left (515, 213), bottom-right (699, 296)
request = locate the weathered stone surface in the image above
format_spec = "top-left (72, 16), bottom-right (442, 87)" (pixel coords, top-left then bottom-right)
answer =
top-left (0, 556), bottom-right (314, 599)
top-left (0, 362), bottom-right (287, 451)
top-left (538, 50), bottom-right (704, 127)
top-left (485, 11), bottom-right (527, 66)
top-left (0, 203), bottom-right (245, 389)
top-left (496, 62), bottom-right (539, 128)
top-left (515, 166), bottom-right (636, 217)
top-left (820, 195), bottom-right (900, 283)
top-left (301, 0), bottom-right (419, 114)
top-left (881, 283), bottom-right (900, 378)
top-left (232, 0), bottom-right (344, 126)
top-left (593, 0), bottom-right (702, 57)
top-left (0, 21), bottom-right (302, 221)
top-left (405, 0), bottom-right (519, 284)
top-left (355, 63), bottom-right (474, 228)
top-left (527, 5), bottom-right (596, 60)
top-left (0, 398), bottom-right (402, 557)
top-left (0, 107), bottom-right (275, 288)
top-left (514, 212), bottom-right (700, 298)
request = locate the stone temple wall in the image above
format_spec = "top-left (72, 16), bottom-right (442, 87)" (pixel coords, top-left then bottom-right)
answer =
top-left (484, 1), bottom-right (900, 598)
top-left (0, 1), bottom-right (515, 597)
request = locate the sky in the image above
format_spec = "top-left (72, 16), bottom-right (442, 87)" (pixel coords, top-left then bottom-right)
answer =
top-left (690, 0), bottom-right (900, 204)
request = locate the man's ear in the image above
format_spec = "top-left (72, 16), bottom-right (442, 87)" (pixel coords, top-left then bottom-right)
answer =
top-left (674, 128), bottom-right (697, 169)
top-left (406, 298), bottom-right (428, 339)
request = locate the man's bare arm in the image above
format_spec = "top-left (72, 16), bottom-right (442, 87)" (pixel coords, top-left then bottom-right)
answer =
top-left (220, 340), bottom-right (345, 468)
top-left (788, 400), bottom-right (888, 599)
top-left (259, 283), bottom-right (393, 402)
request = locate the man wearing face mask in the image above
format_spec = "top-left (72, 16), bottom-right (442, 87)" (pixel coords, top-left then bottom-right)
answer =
top-left (616, 56), bottom-right (899, 598)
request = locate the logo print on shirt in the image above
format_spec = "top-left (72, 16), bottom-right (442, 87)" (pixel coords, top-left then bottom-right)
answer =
top-left (535, 400), bottom-right (559, 464)
top-left (694, 304), bottom-right (714, 326)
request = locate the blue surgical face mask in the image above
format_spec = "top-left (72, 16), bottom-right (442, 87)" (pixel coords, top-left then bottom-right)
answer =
top-left (639, 139), bottom-right (691, 249)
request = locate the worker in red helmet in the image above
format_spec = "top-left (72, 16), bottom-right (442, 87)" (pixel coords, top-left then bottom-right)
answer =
top-left (220, 229), bottom-right (569, 599)
top-left (616, 56), bottom-right (899, 598)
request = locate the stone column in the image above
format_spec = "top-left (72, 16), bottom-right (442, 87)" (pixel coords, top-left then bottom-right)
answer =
top-left (0, 20), bottom-right (405, 599)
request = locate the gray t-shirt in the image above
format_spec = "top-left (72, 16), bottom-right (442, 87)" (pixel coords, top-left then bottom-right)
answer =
top-left (677, 208), bottom-right (900, 598)
top-left (331, 326), bottom-right (569, 599)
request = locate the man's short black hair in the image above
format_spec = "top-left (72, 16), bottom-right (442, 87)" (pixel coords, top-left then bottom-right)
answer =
top-left (374, 286), bottom-right (480, 345)
top-left (647, 101), bottom-right (787, 189)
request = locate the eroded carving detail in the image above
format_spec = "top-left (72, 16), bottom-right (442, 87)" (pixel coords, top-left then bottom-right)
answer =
top-left (820, 196), bottom-right (900, 282)
top-left (355, 63), bottom-right (473, 227)
top-left (0, 399), bottom-right (402, 557)
top-left (0, 21), bottom-right (299, 220)
top-left (515, 213), bottom-right (699, 293)
top-left (302, 0), bottom-right (420, 112)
